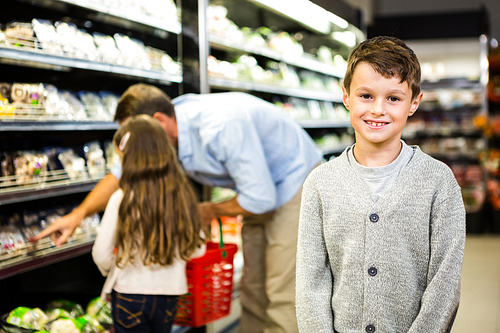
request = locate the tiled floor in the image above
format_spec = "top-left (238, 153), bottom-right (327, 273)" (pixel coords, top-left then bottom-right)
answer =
top-left (453, 234), bottom-right (500, 333)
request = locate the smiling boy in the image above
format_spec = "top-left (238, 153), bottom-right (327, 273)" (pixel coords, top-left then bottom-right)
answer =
top-left (295, 36), bottom-right (466, 333)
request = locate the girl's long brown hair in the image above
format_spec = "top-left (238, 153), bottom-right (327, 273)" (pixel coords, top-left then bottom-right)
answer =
top-left (113, 115), bottom-right (205, 267)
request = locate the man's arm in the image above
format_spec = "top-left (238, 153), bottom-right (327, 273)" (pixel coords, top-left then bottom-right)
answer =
top-left (31, 173), bottom-right (120, 246)
top-left (198, 196), bottom-right (253, 224)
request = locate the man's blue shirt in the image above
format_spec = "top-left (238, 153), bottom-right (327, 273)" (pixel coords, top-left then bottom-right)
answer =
top-left (112, 92), bottom-right (321, 214)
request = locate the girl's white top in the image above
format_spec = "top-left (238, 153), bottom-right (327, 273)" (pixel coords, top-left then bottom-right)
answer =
top-left (92, 189), bottom-right (206, 299)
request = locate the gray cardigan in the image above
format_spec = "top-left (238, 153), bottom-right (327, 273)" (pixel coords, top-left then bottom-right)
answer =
top-left (296, 147), bottom-right (466, 333)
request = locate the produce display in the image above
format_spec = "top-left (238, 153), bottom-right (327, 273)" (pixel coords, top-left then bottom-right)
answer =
top-left (1, 298), bottom-right (112, 333)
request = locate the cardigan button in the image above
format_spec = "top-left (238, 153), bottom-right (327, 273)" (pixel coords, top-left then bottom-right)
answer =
top-left (368, 267), bottom-right (378, 276)
top-left (369, 213), bottom-right (379, 222)
top-left (366, 324), bottom-right (376, 332)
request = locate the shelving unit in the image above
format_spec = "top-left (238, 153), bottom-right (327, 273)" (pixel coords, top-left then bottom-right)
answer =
top-left (0, 0), bottom-right (199, 324)
top-left (0, 0), bottom-right (363, 331)
top-left (401, 36), bottom-right (490, 225)
top-left (205, 0), bottom-right (363, 159)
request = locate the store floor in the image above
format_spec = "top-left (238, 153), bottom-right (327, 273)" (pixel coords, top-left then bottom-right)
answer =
top-left (225, 234), bottom-right (500, 333)
top-left (453, 234), bottom-right (500, 333)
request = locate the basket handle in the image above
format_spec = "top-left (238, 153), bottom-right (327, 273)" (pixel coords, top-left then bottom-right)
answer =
top-left (217, 218), bottom-right (227, 258)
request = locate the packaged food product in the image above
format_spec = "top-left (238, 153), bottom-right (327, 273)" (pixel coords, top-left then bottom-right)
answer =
top-left (0, 223), bottom-right (26, 253)
top-left (54, 21), bottom-right (97, 60)
top-left (46, 300), bottom-right (84, 318)
top-left (77, 214), bottom-right (101, 236)
top-left (1, 152), bottom-right (14, 177)
top-left (98, 91), bottom-right (119, 118)
top-left (4, 21), bottom-right (34, 48)
top-left (43, 84), bottom-right (64, 120)
top-left (104, 140), bottom-right (120, 167)
top-left (10, 83), bottom-right (46, 117)
top-left (22, 211), bottom-right (42, 242)
top-left (45, 317), bottom-right (82, 333)
top-left (92, 32), bottom-right (122, 65)
top-left (268, 31), bottom-right (304, 56)
top-left (32, 18), bottom-right (63, 55)
top-left (6, 307), bottom-right (48, 330)
top-left (13, 151), bottom-right (48, 185)
top-left (58, 90), bottom-right (87, 120)
top-left (86, 298), bottom-right (112, 326)
top-left (58, 149), bottom-right (88, 180)
top-left (113, 33), bottom-right (150, 70)
top-left (83, 141), bottom-right (106, 177)
top-left (46, 308), bottom-right (73, 321)
top-left (0, 83), bottom-right (12, 101)
top-left (78, 91), bottom-right (108, 121)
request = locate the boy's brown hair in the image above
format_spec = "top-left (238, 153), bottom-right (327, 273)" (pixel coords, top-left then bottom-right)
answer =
top-left (343, 36), bottom-right (421, 100)
top-left (112, 115), bottom-right (205, 267)
top-left (114, 83), bottom-right (175, 122)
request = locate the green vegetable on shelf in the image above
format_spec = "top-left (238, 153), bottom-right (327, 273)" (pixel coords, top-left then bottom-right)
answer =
top-left (6, 306), bottom-right (48, 330)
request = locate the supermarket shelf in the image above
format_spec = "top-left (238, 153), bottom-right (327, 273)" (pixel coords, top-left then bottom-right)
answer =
top-left (0, 167), bottom-right (108, 205)
top-left (0, 181), bottom-right (99, 205)
top-left (403, 127), bottom-right (483, 139)
top-left (0, 46), bottom-right (182, 84)
top-left (421, 78), bottom-right (482, 90)
top-left (54, 0), bottom-right (182, 34)
top-left (297, 119), bottom-right (351, 128)
top-left (0, 120), bottom-right (118, 131)
top-left (0, 236), bottom-right (95, 280)
top-left (209, 34), bottom-right (345, 78)
top-left (209, 77), bottom-right (342, 102)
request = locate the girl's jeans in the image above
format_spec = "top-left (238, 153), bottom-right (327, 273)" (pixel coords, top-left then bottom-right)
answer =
top-left (112, 290), bottom-right (179, 333)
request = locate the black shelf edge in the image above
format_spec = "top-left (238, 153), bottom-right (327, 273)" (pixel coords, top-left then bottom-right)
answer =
top-left (0, 182), bottom-right (98, 205)
top-left (0, 121), bottom-right (119, 131)
top-left (0, 240), bottom-right (94, 280)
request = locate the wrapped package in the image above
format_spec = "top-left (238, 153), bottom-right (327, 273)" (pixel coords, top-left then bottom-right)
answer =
top-left (46, 300), bottom-right (84, 318)
top-left (113, 33), bottom-right (151, 69)
top-left (58, 149), bottom-right (88, 180)
top-left (83, 141), bottom-right (106, 177)
top-left (86, 297), bottom-right (112, 326)
top-left (98, 91), bottom-right (119, 118)
top-left (4, 21), bottom-right (34, 48)
top-left (92, 32), bottom-right (122, 65)
top-left (78, 91), bottom-right (108, 121)
top-left (6, 307), bottom-right (48, 330)
top-left (32, 18), bottom-right (63, 55)
top-left (13, 151), bottom-right (48, 185)
top-left (58, 90), bottom-right (88, 120)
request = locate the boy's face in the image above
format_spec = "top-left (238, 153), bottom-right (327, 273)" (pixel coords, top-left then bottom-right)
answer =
top-left (342, 62), bottom-right (422, 149)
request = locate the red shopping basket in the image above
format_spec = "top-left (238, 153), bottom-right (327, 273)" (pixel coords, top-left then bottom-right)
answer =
top-left (174, 241), bottom-right (238, 327)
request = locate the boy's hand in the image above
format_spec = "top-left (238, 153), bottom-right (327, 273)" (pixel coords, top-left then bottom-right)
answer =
top-left (30, 209), bottom-right (84, 247)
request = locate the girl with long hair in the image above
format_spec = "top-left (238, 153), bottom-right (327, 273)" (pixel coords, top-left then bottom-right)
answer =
top-left (92, 115), bottom-right (206, 333)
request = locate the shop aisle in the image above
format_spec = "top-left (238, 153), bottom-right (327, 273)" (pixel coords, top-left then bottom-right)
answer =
top-left (453, 235), bottom-right (500, 333)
